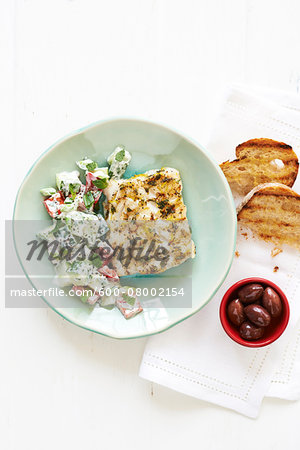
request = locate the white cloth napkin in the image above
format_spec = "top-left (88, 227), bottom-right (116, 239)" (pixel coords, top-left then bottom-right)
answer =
top-left (139, 85), bottom-right (300, 418)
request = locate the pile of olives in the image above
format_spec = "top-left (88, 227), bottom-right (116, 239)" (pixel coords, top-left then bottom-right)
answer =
top-left (227, 283), bottom-right (283, 340)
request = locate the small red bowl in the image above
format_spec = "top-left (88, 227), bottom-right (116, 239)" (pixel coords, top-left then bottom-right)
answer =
top-left (219, 278), bottom-right (290, 348)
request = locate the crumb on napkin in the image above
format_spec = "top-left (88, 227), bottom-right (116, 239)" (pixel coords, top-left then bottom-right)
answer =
top-left (271, 247), bottom-right (283, 258)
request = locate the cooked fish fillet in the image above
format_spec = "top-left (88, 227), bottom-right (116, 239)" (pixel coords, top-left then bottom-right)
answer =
top-left (103, 167), bottom-right (187, 221)
top-left (103, 168), bottom-right (195, 276)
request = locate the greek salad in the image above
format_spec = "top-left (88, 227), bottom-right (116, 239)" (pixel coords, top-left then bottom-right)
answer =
top-left (38, 145), bottom-right (143, 319)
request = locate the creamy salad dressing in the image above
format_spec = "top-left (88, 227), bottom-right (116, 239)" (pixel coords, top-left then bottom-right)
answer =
top-left (107, 145), bottom-right (132, 179)
top-left (56, 170), bottom-right (82, 197)
top-left (39, 146), bottom-right (143, 319)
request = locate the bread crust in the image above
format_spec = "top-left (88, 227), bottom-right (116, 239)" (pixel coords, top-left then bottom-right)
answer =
top-left (236, 138), bottom-right (294, 157)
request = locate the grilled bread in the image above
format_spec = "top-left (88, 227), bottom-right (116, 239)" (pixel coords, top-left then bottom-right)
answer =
top-left (220, 138), bottom-right (299, 195)
top-left (237, 183), bottom-right (300, 250)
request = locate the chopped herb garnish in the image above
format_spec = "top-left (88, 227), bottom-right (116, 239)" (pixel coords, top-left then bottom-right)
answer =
top-left (92, 178), bottom-right (108, 190)
top-left (69, 183), bottom-right (80, 199)
top-left (123, 293), bottom-right (136, 306)
top-left (86, 161), bottom-right (98, 172)
top-left (83, 191), bottom-right (94, 208)
top-left (52, 220), bottom-right (64, 235)
top-left (64, 197), bottom-right (73, 204)
top-left (59, 248), bottom-right (69, 259)
top-left (157, 199), bottom-right (168, 209)
top-left (115, 149), bottom-right (125, 162)
top-left (69, 261), bottom-right (80, 272)
top-left (90, 253), bottom-right (102, 269)
top-left (40, 187), bottom-right (56, 197)
top-left (80, 294), bottom-right (89, 303)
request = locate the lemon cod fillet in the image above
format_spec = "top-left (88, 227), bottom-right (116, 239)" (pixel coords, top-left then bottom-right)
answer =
top-left (103, 168), bottom-right (196, 275)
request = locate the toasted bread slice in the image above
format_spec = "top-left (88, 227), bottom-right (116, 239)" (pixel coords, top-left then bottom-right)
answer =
top-left (237, 183), bottom-right (300, 250)
top-left (220, 138), bottom-right (299, 195)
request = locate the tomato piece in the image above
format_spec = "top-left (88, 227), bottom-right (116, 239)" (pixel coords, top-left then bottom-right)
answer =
top-left (43, 191), bottom-right (64, 218)
top-left (98, 265), bottom-right (119, 281)
top-left (85, 172), bottom-right (103, 210)
top-left (116, 295), bottom-right (143, 319)
top-left (85, 172), bottom-right (97, 192)
top-left (71, 285), bottom-right (85, 295)
top-left (93, 192), bottom-right (101, 204)
top-left (71, 286), bottom-right (100, 306)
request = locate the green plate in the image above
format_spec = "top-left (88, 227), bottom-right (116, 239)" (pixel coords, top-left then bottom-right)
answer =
top-left (13, 118), bottom-right (236, 339)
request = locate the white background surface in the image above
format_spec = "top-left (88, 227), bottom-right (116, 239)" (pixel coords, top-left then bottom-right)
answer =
top-left (2, 0), bottom-right (300, 449)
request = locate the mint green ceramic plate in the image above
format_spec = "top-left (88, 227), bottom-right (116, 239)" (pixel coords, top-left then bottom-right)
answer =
top-left (13, 118), bottom-right (236, 339)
